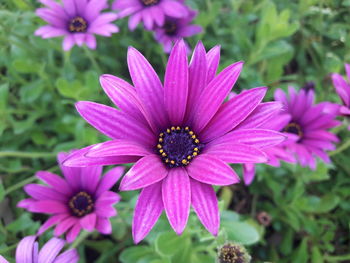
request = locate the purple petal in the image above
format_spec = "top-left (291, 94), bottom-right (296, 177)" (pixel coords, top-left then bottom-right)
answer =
top-left (38, 214), bottom-right (69, 235)
top-left (119, 155), bottom-right (168, 191)
top-left (302, 139), bottom-right (336, 151)
top-left (164, 40), bottom-right (189, 125)
top-left (80, 213), bottom-right (97, 232)
top-left (86, 140), bottom-right (152, 158)
top-left (95, 166), bottom-right (125, 197)
top-left (186, 154), bottom-right (240, 185)
top-left (190, 179), bottom-right (219, 235)
top-left (243, 163), bottom-right (256, 185)
top-left (16, 236), bottom-right (36, 263)
top-left (0, 255), bottom-right (9, 263)
top-left (200, 87), bottom-right (267, 142)
top-left (332, 73), bottom-right (350, 106)
top-left (191, 62), bottom-right (244, 132)
top-left (94, 204), bottom-right (117, 218)
top-left (57, 152), bottom-right (81, 190)
top-left (132, 182), bottom-right (163, 244)
top-left (66, 224), bottom-right (82, 243)
top-left (85, 34), bottom-right (96, 49)
top-left (54, 217), bottom-right (78, 236)
top-left (128, 13), bottom-right (142, 30)
top-left (179, 25), bottom-right (202, 37)
top-left (35, 171), bottom-right (72, 195)
top-left (83, 0), bottom-right (107, 21)
top-left (95, 191), bottom-right (120, 206)
top-left (210, 129), bottom-right (286, 149)
top-left (205, 143), bottom-right (268, 163)
top-left (62, 0), bottom-right (76, 17)
top-left (63, 144), bottom-right (141, 167)
top-left (75, 101), bottom-right (154, 146)
top-left (17, 198), bottom-right (36, 209)
top-left (303, 130), bottom-right (339, 143)
top-left (80, 166), bottom-right (102, 194)
top-left (38, 237), bottom-right (65, 263)
top-left (28, 200), bottom-right (69, 214)
top-left (127, 47), bottom-right (169, 130)
top-left (162, 168), bottom-right (190, 235)
top-left (206, 45), bottom-right (221, 82)
top-left (185, 41), bottom-right (207, 122)
top-left (236, 102), bottom-right (283, 129)
top-left (96, 217), bottom-right (112, 234)
top-left (62, 35), bottom-right (75, 51)
top-left (53, 248), bottom-right (79, 263)
top-left (161, 0), bottom-right (188, 18)
top-left (24, 184), bottom-right (66, 202)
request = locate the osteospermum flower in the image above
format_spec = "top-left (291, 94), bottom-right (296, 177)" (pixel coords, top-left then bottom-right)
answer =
top-left (18, 152), bottom-right (124, 242)
top-left (0, 235), bottom-right (79, 263)
top-left (273, 87), bottom-right (340, 169)
top-left (35, 0), bottom-right (119, 51)
top-left (153, 7), bottom-right (202, 53)
top-left (63, 40), bottom-right (285, 243)
top-left (331, 63), bottom-right (350, 130)
top-left (112, 0), bottom-right (188, 30)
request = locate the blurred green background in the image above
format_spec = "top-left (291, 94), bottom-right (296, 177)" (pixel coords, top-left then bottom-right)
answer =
top-left (1, 0), bottom-right (350, 262)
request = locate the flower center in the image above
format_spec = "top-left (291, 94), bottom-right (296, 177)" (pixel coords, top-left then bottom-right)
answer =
top-left (284, 122), bottom-right (303, 137)
top-left (157, 126), bottom-right (202, 168)
top-left (141, 0), bottom-right (159, 6)
top-left (163, 21), bottom-right (177, 35)
top-left (219, 244), bottom-right (246, 263)
top-left (68, 16), bottom-right (88, 33)
top-left (69, 191), bottom-right (94, 217)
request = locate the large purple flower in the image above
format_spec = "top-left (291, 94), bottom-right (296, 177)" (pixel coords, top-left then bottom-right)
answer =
top-left (331, 63), bottom-right (350, 130)
top-left (112, 0), bottom-right (188, 31)
top-left (0, 235), bottom-right (79, 263)
top-left (153, 7), bottom-right (202, 53)
top-left (63, 40), bottom-right (285, 243)
top-left (35, 0), bottom-right (119, 51)
top-left (18, 152), bottom-right (124, 242)
top-left (272, 87), bottom-right (340, 169)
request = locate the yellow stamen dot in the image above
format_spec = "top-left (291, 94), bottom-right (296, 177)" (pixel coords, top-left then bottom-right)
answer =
top-left (182, 159), bottom-right (187, 165)
top-left (187, 155), bottom-right (192, 160)
top-left (167, 129), bottom-right (171, 133)
top-left (194, 147), bottom-right (199, 152)
top-left (189, 131), bottom-right (194, 135)
top-left (191, 135), bottom-right (196, 139)
top-left (165, 159), bottom-right (169, 163)
top-left (176, 126), bottom-right (181, 130)
top-left (193, 152), bottom-right (198, 156)
top-left (159, 138), bottom-right (163, 142)
top-left (171, 126), bottom-right (176, 131)
top-left (159, 149), bottom-right (164, 153)
top-left (159, 133), bottom-right (164, 137)
top-left (185, 127), bottom-right (189, 131)
top-left (157, 144), bottom-right (162, 149)
top-left (170, 160), bottom-right (175, 165)
top-left (162, 152), bottom-right (167, 157)
top-left (194, 139), bottom-right (199, 144)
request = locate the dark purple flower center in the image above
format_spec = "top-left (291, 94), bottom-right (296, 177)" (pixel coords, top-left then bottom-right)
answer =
top-left (163, 21), bottom-right (177, 35)
top-left (219, 244), bottom-right (246, 263)
top-left (284, 122), bottom-right (303, 137)
top-left (141, 0), bottom-right (159, 6)
top-left (157, 126), bottom-right (202, 168)
top-left (68, 16), bottom-right (88, 33)
top-left (69, 191), bottom-right (94, 217)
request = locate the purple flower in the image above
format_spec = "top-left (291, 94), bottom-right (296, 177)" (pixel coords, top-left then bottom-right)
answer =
top-left (153, 7), bottom-right (202, 53)
top-left (112, 0), bottom-right (188, 31)
top-left (35, 0), bottom-right (119, 51)
top-left (18, 152), bottom-right (124, 242)
top-left (63, 40), bottom-right (285, 243)
top-left (0, 235), bottom-right (79, 263)
top-left (331, 63), bottom-right (350, 130)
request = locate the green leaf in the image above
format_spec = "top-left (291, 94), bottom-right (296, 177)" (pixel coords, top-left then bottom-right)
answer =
top-left (0, 180), bottom-right (4, 202)
top-left (119, 246), bottom-right (154, 263)
top-left (223, 221), bottom-right (260, 245)
top-left (155, 231), bottom-right (188, 256)
top-left (294, 239), bottom-right (308, 263)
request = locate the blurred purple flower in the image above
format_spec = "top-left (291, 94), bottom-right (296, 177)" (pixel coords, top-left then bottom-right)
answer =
top-left (18, 152), bottom-right (124, 242)
top-left (0, 235), bottom-right (79, 263)
top-left (331, 63), bottom-right (350, 130)
top-left (112, 0), bottom-right (188, 31)
top-left (153, 7), bottom-right (202, 53)
top-left (63, 40), bottom-right (284, 243)
top-left (35, 0), bottom-right (119, 51)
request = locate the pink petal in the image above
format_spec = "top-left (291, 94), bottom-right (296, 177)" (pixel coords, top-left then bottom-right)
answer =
top-left (95, 166), bottom-right (125, 197)
top-left (127, 47), bottom-right (169, 130)
top-left (191, 62), bottom-right (244, 133)
top-left (119, 155), bottom-right (168, 191)
top-left (205, 143), bottom-right (268, 163)
top-left (85, 34), bottom-right (96, 49)
top-left (200, 87), bottom-right (267, 142)
top-left (95, 191), bottom-right (120, 206)
top-left (86, 140), bottom-right (152, 158)
top-left (54, 217), bottom-right (78, 236)
top-left (57, 152), bottom-right (81, 190)
top-left (80, 213), bottom-right (97, 232)
top-left (24, 184), bottom-right (66, 202)
top-left (28, 200), bottom-right (69, 214)
top-left (186, 154), bottom-right (240, 185)
top-left (164, 40), bottom-right (189, 125)
top-left (94, 205), bottom-right (117, 218)
top-left (38, 237), bottom-right (65, 263)
top-left (35, 171), bottom-right (72, 196)
top-left (65, 224), bottom-right (81, 243)
top-left (96, 217), bottom-right (112, 234)
top-left (206, 45), bottom-right (221, 82)
top-left (16, 236), bottom-right (36, 263)
top-left (84, 0), bottom-right (107, 21)
top-left (161, 0), bottom-right (188, 18)
top-left (75, 101), bottom-right (154, 146)
top-left (332, 73), bottom-right (350, 106)
top-left (62, 35), bottom-right (75, 51)
top-left (185, 41), bottom-right (207, 122)
top-left (53, 248), bottom-right (79, 263)
top-left (162, 168), bottom-right (190, 235)
top-left (243, 163), bottom-right (256, 185)
top-left (38, 214), bottom-right (70, 235)
top-left (132, 182), bottom-right (163, 244)
top-left (190, 179), bottom-right (219, 235)
top-left (211, 129), bottom-right (286, 149)
top-left (80, 165), bottom-right (102, 194)
top-left (128, 12), bottom-right (142, 30)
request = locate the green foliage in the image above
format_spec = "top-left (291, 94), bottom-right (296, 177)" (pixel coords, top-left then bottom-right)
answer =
top-left (1, 0), bottom-right (350, 262)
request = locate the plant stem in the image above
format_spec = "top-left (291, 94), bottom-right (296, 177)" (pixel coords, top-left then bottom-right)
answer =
top-left (329, 138), bottom-right (350, 156)
top-left (0, 151), bottom-right (57, 158)
top-left (0, 242), bottom-right (18, 254)
top-left (70, 230), bottom-right (91, 249)
top-left (4, 175), bottom-right (37, 195)
top-left (325, 254), bottom-right (350, 262)
top-left (82, 46), bottom-right (102, 74)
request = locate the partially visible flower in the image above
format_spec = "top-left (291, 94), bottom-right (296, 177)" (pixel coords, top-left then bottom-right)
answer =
top-left (18, 152), bottom-right (124, 242)
top-left (256, 211), bottom-right (271, 226)
top-left (153, 7), bottom-right (202, 53)
top-left (218, 243), bottom-right (251, 263)
top-left (0, 235), bottom-right (79, 263)
top-left (35, 0), bottom-right (119, 51)
top-left (63, 40), bottom-right (285, 243)
top-left (112, 0), bottom-right (188, 31)
top-left (331, 64), bottom-right (350, 130)
top-left (273, 87), bottom-right (340, 169)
